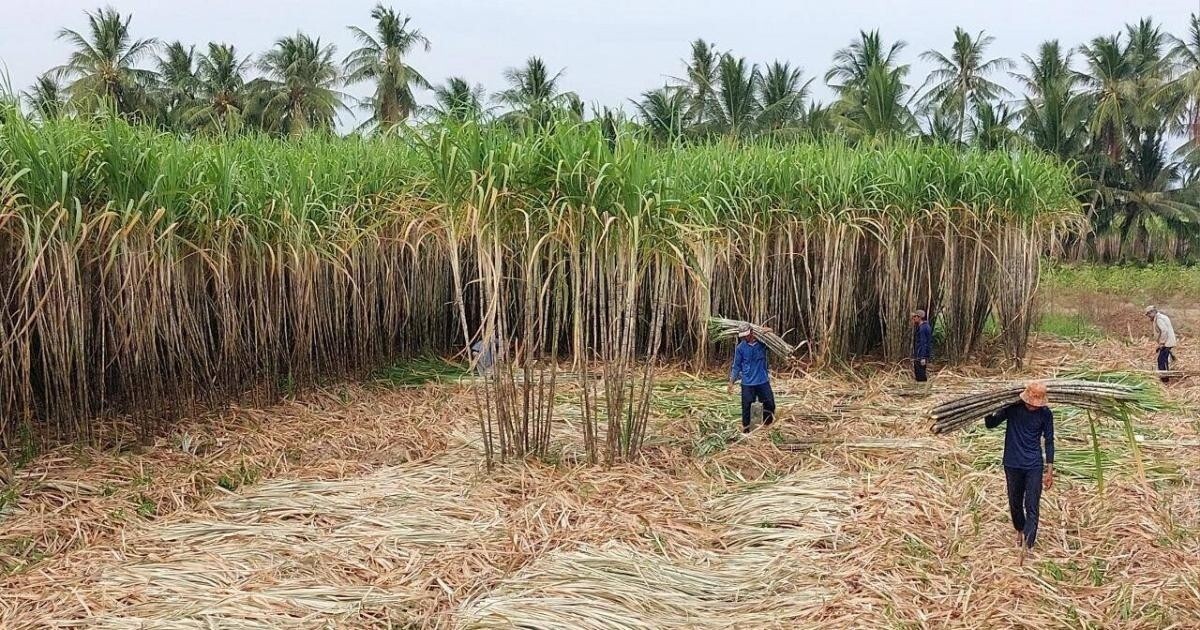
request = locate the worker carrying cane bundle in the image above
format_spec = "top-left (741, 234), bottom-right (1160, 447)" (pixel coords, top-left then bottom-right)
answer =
top-left (727, 323), bottom-right (776, 435)
top-left (985, 381), bottom-right (1055, 558)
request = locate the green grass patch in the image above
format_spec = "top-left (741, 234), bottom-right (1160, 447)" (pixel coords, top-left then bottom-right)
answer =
top-left (374, 356), bottom-right (468, 387)
top-left (0, 485), bottom-right (19, 513)
top-left (1044, 263), bottom-right (1200, 300)
top-left (692, 414), bottom-right (739, 457)
top-left (0, 536), bottom-right (46, 575)
top-left (1035, 312), bottom-right (1103, 341)
top-left (217, 461), bottom-right (261, 492)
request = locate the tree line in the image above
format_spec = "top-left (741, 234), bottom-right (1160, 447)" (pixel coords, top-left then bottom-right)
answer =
top-left (8, 5), bottom-right (1200, 260)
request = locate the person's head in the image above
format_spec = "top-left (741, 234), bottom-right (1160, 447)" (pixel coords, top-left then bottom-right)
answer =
top-left (1019, 381), bottom-right (1049, 411)
top-left (1145, 305), bottom-right (1158, 320)
top-left (911, 309), bottom-right (926, 325)
top-left (737, 323), bottom-right (756, 343)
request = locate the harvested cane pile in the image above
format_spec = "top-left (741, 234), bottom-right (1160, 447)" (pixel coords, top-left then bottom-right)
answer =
top-left (929, 378), bottom-right (1162, 434)
top-left (707, 317), bottom-right (802, 356)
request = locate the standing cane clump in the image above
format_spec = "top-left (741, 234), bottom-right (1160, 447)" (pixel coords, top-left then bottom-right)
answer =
top-left (0, 115), bottom-right (1078, 454)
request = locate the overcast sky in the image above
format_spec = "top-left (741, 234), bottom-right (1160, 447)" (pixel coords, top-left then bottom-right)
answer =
top-left (2, 0), bottom-right (1197, 127)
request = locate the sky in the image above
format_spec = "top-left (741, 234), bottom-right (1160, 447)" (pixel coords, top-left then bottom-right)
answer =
top-left (1, 0), bottom-right (1197, 128)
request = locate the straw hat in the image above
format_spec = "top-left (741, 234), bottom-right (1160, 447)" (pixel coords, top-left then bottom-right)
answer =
top-left (1144, 305), bottom-right (1157, 316)
top-left (736, 323), bottom-right (752, 338)
top-left (1019, 381), bottom-right (1048, 408)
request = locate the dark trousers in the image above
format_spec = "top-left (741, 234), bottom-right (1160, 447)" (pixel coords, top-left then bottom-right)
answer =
top-left (740, 382), bottom-right (776, 429)
top-left (913, 360), bottom-right (928, 382)
top-left (1005, 466), bottom-right (1044, 549)
top-left (1157, 347), bottom-right (1174, 382)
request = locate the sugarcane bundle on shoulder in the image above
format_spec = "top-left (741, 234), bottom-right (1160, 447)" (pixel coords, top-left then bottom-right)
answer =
top-left (928, 378), bottom-right (1154, 435)
top-left (708, 317), bottom-right (801, 356)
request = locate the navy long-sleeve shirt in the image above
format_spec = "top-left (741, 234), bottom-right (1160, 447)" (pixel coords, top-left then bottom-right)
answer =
top-left (985, 402), bottom-right (1055, 470)
top-left (913, 321), bottom-right (932, 360)
top-left (730, 340), bottom-right (770, 386)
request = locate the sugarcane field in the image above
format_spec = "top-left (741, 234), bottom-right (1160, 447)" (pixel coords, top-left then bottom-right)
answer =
top-left (4, 2), bottom-right (1200, 628)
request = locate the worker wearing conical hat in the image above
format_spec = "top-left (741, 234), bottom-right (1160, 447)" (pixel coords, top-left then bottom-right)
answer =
top-left (727, 323), bottom-right (776, 434)
top-left (985, 381), bottom-right (1055, 556)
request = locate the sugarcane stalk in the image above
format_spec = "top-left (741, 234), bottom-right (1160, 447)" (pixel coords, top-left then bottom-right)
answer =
top-left (1087, 410), bottom-right (1105, 494)
top-left (929, 378), bottom-right (1161, 435)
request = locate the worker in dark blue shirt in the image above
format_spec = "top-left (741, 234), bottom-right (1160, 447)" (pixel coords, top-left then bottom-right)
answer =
top-left (727, 323), bottom-right (775, 434)
top-left (911, 309), bottom-right (932, 382)
top-left (985, 381), bottom-right (1055, 554)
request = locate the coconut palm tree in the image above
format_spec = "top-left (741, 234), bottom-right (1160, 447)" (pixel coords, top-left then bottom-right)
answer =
top-left (1168, 14), bottom-right (1200, 146)
top-left (634, 85), bottom-right (690, 142)
top-left (970, 101), bottom-right (1019, 150)
top-left (344, 4), bottom-right (431, 130)
top-left (920, 106), bottom-right (960, 145)
top-left (710, 54), bottom-right (760, 138)
top-left (494, 56), bottom-right (575, 129)
top-left (1077, 34), bottom-right (1135, 162)
top-left (1014, 40), bottom-right (1078, 100)
top-left (827, 31), bottom-right (914, 140)
top-left (802, 102), bottom-right (838, 139)
top-left (918, 28), bottom-right (1012, 143)
top-left (839, 62), bottom-right (917, 139)
top-left (1080, 20), bottom-right (1193, 260)
top-left (826, 30), bottom-right (908, 95)
top-left (758, 61), bottom-right (811, 132)
top-left (429, 77), bottom-right (486, 123)
top-left (23, 73), bottom-right (67, 121)
top-left (255, 33), bottom-right (345, 136)
top-left (1014, 41), bottom-right (1088, 161)
top-left (156, 41), bottom-right (198, 131)
top-left (188, 43), bottom-right (250, 133)
top-left (673, 39), bottom-right (721, 131)
top-left (55, 7), bottom-right (158, 119)
top-left (1094, 132), bottom-right (1200, 260)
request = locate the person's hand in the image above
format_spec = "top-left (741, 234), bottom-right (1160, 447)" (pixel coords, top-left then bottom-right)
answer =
top-left (1043, 467), bottom-right (1054, 490)
top-left (919, 358), bottom-right (927, 366)
top-left (727, 382), bottom-right (734, 394)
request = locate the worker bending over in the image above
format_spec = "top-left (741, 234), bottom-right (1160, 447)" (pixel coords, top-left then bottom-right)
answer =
top-left (1145, 305), bottom-right (1176, 383)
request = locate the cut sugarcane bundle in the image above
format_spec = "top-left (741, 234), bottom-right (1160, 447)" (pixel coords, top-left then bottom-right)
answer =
top-left (708, 317), bottom-right (804, 356)
top-left (929, 377), bottom-right (1164, 434)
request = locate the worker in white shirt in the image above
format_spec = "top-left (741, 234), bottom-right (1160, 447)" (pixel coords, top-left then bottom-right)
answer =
top-left (1145, 305), bottom-right (1177, 383)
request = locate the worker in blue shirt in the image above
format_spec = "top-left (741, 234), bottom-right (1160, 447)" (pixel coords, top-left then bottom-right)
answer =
top-left (911, 309), bottom-right (932, 382)
top-left (727, 323), bottom-right (775, 434)
top-left (985, 381), bottom-right (1055, 555)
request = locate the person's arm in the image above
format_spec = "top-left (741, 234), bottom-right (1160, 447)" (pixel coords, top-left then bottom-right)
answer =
top-left (1043, 409), bottom-right (1055, 489)
top-left (919, 325), bottom-right (932, 362)
top-left (984, 404), bottom-right (1008, 429)
top-left (729, 344), bottom-right (743, 385)
top-left (1043, 409), bottom-right (1055, 465)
